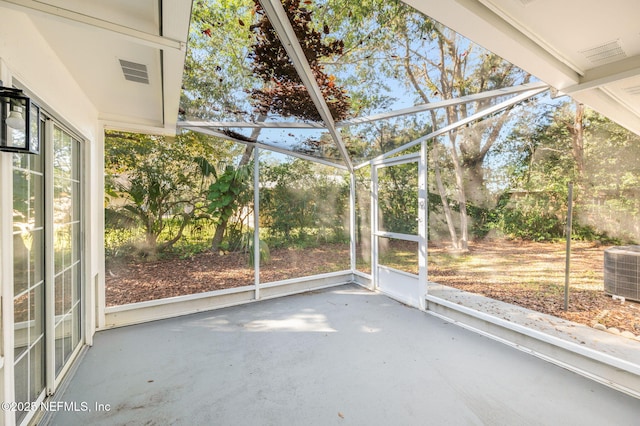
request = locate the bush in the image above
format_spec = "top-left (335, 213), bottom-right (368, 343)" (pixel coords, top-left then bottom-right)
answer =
top-left (249, 240), bottom-right (270, 266)
top-left (496, 207), bottom-right (564, 241)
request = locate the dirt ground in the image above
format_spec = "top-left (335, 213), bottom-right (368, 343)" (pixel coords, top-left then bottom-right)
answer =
top-left (106, 240), bottom-right (640, 336)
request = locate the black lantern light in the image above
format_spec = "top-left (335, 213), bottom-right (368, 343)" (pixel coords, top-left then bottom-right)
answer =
top-left (0, 84), bottom-right (40, 155)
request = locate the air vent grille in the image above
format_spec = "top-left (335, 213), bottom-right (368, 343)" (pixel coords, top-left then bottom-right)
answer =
top-left (518, 0), bottom-right (536, 5)
top-left (623, 85), bottom-right (640, 96)
top-left (580, 40), bottom-right (626, 65)
top-left (119, 59), bottom-right (149, 84)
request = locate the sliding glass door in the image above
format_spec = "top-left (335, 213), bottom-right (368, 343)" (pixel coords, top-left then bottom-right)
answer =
top-left (12, 114), bottom-right (84, 425)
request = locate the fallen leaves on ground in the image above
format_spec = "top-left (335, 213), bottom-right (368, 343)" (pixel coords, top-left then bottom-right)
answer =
top-left (106, 243), bottom-right (349, 306)
top-left (429, 240), bottom-right (640, 336)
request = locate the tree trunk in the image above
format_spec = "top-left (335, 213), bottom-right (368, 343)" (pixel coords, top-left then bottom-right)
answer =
top-left (159, 212), bottom-right (192, 252)
top-left (432, 141), bottom-right (459, 249)
top-left (211, 218), bottom-right (228, 253)
top-left (570, 102), bottom-right (585, 179)
top-left (462, 157), bottom-right (486, 206)
top-left (449, 135), bottom-right (470, 252)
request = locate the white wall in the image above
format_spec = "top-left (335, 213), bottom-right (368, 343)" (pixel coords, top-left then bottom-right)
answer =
top-left (0, 6), bottom-right (102, 425)
top-left (0, 8), bottom-right (99, 139)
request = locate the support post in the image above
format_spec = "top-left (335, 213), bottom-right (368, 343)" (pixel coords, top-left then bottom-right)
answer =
top-left (564, 182), bottom-right (573, 311)
top-left (371, 165), bottom-right (378, 291)
top-left (418, 139), bottom-right (428, 310)
top-left (350, 172), bottom-right (356, 272)
top-left (254, 147), bottom-right (260, 300)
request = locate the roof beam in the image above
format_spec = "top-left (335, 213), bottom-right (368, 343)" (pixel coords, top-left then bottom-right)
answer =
top-left (337, 81), bottom-right (549, 127)
top-left (181, 126), bottom-right (348, 170)
top-left (178, 82), bottom-right (549, 131)
top-left (562, 55), bottom-right (640, 96)
top-left (356, 85), bottom-right (549, 169)
top-left (0, 0), bottom-right (186, 51)
top-left (258, 0), bottom-right (354, 172)
top-left (178, 121), bottom-right (325, 129)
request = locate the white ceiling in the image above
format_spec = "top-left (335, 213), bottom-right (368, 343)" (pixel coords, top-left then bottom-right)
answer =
top-left (0, 0), bottom-right (192, 135)
top-left (405, 0), bottom-right (640, 136)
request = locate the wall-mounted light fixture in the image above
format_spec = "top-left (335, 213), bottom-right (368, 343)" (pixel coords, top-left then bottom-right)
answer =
top-left (0, 84), bottom-right (40, 155)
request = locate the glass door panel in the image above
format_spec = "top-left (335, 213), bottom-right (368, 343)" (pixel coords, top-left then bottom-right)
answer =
top-left (52, 125), bottom-right (82, 377)
top-left (12, 137), bottom-right (46, 425)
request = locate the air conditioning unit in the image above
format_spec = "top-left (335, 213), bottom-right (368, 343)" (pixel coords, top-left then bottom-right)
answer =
top-left (603, 245), bottom-right (640, 302)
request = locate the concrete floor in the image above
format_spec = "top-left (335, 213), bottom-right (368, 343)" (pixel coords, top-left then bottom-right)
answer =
top-left (46, 284), bottom-right (640, 426)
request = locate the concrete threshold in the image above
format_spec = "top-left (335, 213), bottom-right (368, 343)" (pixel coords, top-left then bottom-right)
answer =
top-left (426, 283), bottom-right (640, 399)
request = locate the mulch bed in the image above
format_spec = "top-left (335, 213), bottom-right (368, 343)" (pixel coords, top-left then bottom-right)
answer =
top-left (106, 243), bottom-right (350, 306)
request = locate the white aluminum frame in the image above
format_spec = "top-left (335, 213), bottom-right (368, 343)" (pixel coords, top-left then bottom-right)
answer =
top-left (180, 125), bottom-right (349, 171)
top-left (371, 154), bottom-right (426, 309)
top-left (102, 0), bottom-right (551, 326)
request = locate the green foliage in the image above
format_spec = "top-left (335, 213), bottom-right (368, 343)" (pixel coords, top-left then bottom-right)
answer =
top-left (104, 130), bottom-right (246, 258)
top-left (495, 205), bottom-right (564, 241)
top-left (498, 100), bottom-right (640, 244)
top-left (105, 132), bottom-right (195, 255)
top-left (182, 0), bottom-right (258, 121)
top-left (260, 158), bottom-right (349, 248)
top-left (206, 164), bottom-right (252, 225)
top-left (377, 162), bottom-right (418, 235)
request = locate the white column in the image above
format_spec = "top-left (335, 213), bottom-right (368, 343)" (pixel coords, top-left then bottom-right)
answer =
top-left (370, 165), bottom-right (378, 291)
top-left (253, 147), bottom-right (260, 299)
top-left (349, 172), bottom-right (356, 272)
top-left (417, 140), bottom-right (429, 310)
top-left (93, 124), bottom-right (106, 331)
top-left (84, 122), bottom-right (104, 341)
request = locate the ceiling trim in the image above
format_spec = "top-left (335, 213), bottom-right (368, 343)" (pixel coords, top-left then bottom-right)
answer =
top-left (0, 0), bottom-right (186, 51)
top-left (475, 0), bottom-right (584, 75)
top-left (102, 117), bottom-right (169, 136)
top-left (571, 87), bottom-right (640, 136)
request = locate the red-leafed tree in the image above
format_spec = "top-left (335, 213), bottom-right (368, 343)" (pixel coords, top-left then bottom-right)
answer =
top-left (249, 0), bottom-right (350, 122)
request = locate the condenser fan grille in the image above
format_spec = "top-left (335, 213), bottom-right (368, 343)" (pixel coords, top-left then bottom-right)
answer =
top-left (603, 245), bottom-right (640, 302)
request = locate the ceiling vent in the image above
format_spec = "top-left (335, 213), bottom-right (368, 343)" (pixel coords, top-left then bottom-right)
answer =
top-left (518, 0), bottom-right (536, 6)
top-left (580, 40), bottom-right (626, 65)
top-left (623, 85), bottom-right (640, 96)
top-left (119, 59), bottom-right (149, 84)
